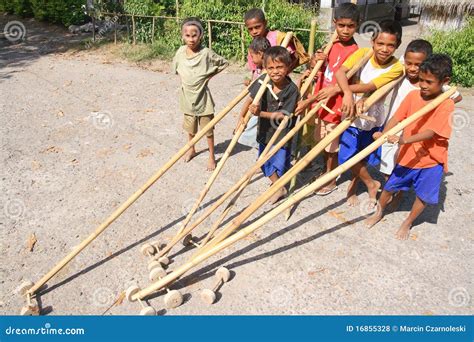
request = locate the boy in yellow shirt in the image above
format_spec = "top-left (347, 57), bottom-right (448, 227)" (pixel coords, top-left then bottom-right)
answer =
top-left (335, 20), bottom-right (404, 207)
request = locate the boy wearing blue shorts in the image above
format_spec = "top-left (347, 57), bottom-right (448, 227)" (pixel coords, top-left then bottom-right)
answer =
top-left (365, 54), bottom-right (455, 240)
top-left (335, 21), bottom-right (404, 207)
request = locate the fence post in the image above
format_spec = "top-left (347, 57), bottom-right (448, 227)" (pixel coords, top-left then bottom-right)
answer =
top-left (208, 20), bottom-right (212, 48)
top-left (132, 15), bottom-right (136, 45)
top-left (175, 0), bottom-right (179, 23)
top-left (240, 24), bottom-right (245, 63)
top-left (114, 17), bottom-right (117, 44)
top-left (152, 17), bottom-right (155, 43)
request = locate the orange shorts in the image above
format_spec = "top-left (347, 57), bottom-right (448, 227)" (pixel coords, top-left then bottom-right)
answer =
top-left (314, 117), bottom-right (339, 153)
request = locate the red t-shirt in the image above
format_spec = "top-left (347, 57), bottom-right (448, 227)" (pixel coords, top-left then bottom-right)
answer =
top-left (311, 41), bottom-right (358, 124)
top-left (395, 90), bottom-right (454, 172)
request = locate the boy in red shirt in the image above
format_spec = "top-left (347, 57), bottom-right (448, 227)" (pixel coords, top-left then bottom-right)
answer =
top-left (364, 54), bottom-right (455, 240)
top-left (296, 3), bottom-right (360, 195)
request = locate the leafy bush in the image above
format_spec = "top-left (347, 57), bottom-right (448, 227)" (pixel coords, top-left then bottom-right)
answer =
top-left (0, 0), bottom-right (86, 26)
top-left (121, 0), bottom-right (322, 61)
top-left (428, 18), bottom-right (474, 87)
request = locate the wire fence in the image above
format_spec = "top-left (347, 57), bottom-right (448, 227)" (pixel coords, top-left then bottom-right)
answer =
top-left (94, 12), bottom-right (330, 62)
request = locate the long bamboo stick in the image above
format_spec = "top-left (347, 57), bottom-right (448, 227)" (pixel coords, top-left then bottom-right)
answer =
top-left (196, 64), bottom-right (403, 258)
top-left (286, 22), bottom-right (330, 221)
top-left (157, 102), bottom-right (323, 259)
top-left (299, 31), bottom-right (337, 99)
top-left (156, 49), bottom-right (373, 259)
top-left (172, 32), bottom-right (294, 240)
top-left (198, 23), bottom-right (323, 246)
top-left (198, 115), bottom-right (291, 247)
top-left (25, 72), bottom-right (252, 297)
top-left (132, 86), bottom-right (456, 301)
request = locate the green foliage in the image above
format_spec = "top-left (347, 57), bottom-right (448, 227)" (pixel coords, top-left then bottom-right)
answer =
top-left (0, 0), bottom-right (86, 26)
top-left (428, 18), bottom-right (474, 87)
top-left (122, 0), bottom-right (322, 61)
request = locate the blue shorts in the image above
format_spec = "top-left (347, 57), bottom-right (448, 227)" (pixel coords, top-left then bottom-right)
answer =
top-left (338, 126), bottom-right (382, 166)
top-left (258, 143), bottom-right (291, 178)
top-left (384, 164), bottom-right (443, 205)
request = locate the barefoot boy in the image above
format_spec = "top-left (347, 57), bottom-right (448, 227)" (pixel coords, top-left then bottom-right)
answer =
top-left (335, 20), bottom-right (404, 206)
top-left (172, 17), bottom-right (228, 171)
top-left (380, 40), bottom-right (462, 181)
top-left (247, 46), bottom-right (299, 204)
top-left (365, 54), bottom-right (455, 240)
top-left (295, 2), bottom-right (360, 196)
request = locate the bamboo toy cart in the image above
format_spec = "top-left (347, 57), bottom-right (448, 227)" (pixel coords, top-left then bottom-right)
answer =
top-left (17, 51), bottom-right (253, 316)
top-left (129, 87), bottom-right (457, 302)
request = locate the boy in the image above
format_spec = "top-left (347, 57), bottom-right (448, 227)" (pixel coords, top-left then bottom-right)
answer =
top-left (365, 54), bottom-right (455, 240)
top-left (172, 17), bottom-right (228, 171)
top-left (295, 3), bottom-right (360, 195)
top-left (380, 40), bottom-right (462, 181)
top-left (244, 8), bottom-right (309, 77)
top-left (335, 20), bottom-right (404, 206)
top-left (236, 37), bottom-right (271, 149)
top-left (247, 46), bottom-right (299, 204)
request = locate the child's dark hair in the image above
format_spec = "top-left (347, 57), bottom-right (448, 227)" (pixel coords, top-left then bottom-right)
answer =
top-left (372, 20), bottom-right (402, 45)
top-left (181, 17), bottom-right (204, 36)
top-left (249, 37), bottom-right (271, 53)
top-left (405, 39), bottom-right (433, 57)
top-left (244, 8), bottom-right (266, 22)
top-left (334, 3), bottom-right (360, 23)
top-left (420, 53), bottom-right (452, 80)
top-left (264, 46), bottom-right (292, 67)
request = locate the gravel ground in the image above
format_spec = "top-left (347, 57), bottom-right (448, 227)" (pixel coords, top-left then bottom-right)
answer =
top-left (0, 15), bottom-right (472, 316)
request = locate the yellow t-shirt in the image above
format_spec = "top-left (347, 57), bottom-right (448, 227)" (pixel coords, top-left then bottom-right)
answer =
top-left (343, 47), bottom-right (404, 130)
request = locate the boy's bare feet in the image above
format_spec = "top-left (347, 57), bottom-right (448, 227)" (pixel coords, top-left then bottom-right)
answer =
top-left (269, 187), bottom-right (287, 205)
top-left (395, 220), bottom-right (412, 240)
top-left (346, 178), bottom-right (359, 206)
top-left (207, 156), bottom-right (216, 171)
top-left (364, 207), bottom-right (383, 228)
top-left (184, 148), bottom-right (197, 163)
top-left (366, 180), bottom-right (381, 209)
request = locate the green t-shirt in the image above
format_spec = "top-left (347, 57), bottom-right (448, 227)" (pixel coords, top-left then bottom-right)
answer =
top-left (172, 45), bottom-right (228, 116)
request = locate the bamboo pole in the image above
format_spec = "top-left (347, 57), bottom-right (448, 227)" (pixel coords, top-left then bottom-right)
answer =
top-left (197, 56), bottom-right (408, 257)
top-left (286, 18), bottom-right (320, 221)
top-left (25, 84), bottom-right (252, 298)
top-left (132, 15), bottom-right (136, 45)
top-left (198, 115), bottom-right (292, 247)
top-left (156, 49), bottom-right (373, 259)
top-left (133, 84), bottom-right (454, 301)
top-left (152, 17), bottom-right (155, 43)
top-left (299, 31), bottom-right (338, 99)
top-left (171, 33), bottom-right (294, 239)
top-left (240, 25), bottom-right (245, 63)
top-left (208, 20), bottom-right (212, 49)
top-left (157, 102), bottom-right (322, 259)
